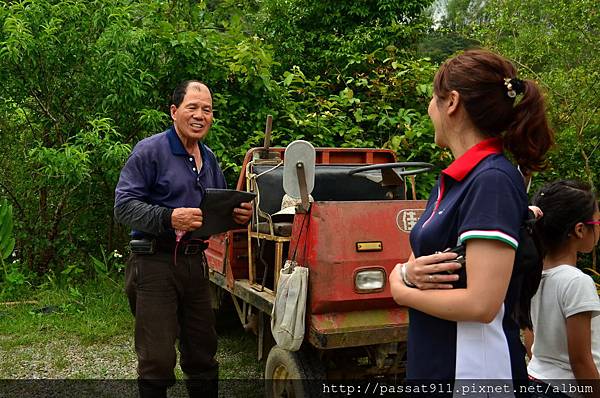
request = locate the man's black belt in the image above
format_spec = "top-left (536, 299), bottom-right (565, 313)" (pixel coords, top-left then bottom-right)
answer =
top-left (155, 239), bottom-right (208, 255)
top-left (130, 238), bottom-right (208, 255)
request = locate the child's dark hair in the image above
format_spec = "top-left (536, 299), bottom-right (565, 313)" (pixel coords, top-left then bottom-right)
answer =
top-left (433, 49), bottom-right (554, 173)
top-left (531, 180), bottom-right (597, 252)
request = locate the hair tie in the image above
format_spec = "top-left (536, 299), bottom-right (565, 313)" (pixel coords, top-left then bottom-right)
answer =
top-left (504, 77), bottom-right (525, 98)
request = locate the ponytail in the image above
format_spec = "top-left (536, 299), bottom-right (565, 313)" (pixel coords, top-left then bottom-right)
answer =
top-left (504, 80), bottom-right (554, 173)
top-left (433, 49), bottom-right (554, 172)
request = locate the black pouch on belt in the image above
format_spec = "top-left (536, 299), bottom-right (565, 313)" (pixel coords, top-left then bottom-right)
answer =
top-left (129, 239), bottom-right (155, 254)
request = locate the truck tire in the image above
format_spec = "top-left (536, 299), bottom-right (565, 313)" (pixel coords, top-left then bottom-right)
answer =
top-left (265, 346), bottom-right (325, 398)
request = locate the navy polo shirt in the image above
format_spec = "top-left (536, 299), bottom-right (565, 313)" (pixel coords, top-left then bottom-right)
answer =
top-left (115, 126), bottom-right (226, 237)
top-left (407, 138), bottom-right (528, 381)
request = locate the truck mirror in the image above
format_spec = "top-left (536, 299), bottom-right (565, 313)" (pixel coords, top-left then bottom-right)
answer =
top-left (283, 140), bottom-right (315, 212)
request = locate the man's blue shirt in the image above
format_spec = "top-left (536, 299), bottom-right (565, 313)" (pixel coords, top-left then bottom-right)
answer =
top-left (115, 126), bottom-right (226, 237)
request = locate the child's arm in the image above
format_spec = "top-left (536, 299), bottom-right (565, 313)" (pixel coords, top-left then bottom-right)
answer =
top-left (566, 312), bottom-right (600, 380)
top-left (522, 328), bottom-right (534, 360)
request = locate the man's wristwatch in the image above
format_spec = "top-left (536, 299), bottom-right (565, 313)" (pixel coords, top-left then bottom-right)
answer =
top-left (401, 262), bottom-right (416, 288)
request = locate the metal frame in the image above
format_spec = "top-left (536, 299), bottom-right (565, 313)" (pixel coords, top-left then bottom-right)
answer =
top-left (247, 230), bottom-right (290, 292)
top-left (245, 160), bottom-right (291, 293)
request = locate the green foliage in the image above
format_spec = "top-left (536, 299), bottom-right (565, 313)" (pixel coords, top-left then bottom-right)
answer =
top-left (277, 50), bottom-right (444, 190)
top-left (1, 259), bottom-right (32, 300)
top-left (253, 0), bottom-right (434, 77)
top-left (0, 197), bottom-right (27, 298)
top-left (416, 30), bottom-right (479, 63)
top-left (90, 247), bottom-right (125, 284)
top-left (0, 198), bottom-right (15, 261)
top-left (0, 0), bottom-right (442, 284)
top-left (1, 261), bottom-right (30, 299)
top-left (0, 0), bottom-right (284, 276)
top-left (473, 0), bottom-right (600, 191)
top-left (439, 0), bottom-right (487, 30)
top-left (272, 54), bottom-right (444, 196)
top-left (428, 0), bottom-right (600, 188)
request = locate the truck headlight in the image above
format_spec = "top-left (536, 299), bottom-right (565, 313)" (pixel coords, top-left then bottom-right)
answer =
top-left (354, 268), bottom-right (386, 293)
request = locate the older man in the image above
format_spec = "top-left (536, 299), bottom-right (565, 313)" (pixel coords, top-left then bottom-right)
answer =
top-left (114, 80), bottom-right (252, 398)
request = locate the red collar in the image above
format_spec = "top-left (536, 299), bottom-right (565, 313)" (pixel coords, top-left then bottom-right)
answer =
top-left (442, 137), bottom-right (503, 181)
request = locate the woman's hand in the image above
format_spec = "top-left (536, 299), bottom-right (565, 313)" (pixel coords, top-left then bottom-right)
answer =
top-left (528, 205), bottom-right (543, 220)
top-left (404, 251), bottom-right (462, 290)
top-left (390, 240), bottom-right (516, 322)
top-left (389, 252), bottom-right (461, 306)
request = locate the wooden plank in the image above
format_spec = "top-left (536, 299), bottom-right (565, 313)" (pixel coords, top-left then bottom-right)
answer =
top-left (209, 271), bottom-right (274, 314)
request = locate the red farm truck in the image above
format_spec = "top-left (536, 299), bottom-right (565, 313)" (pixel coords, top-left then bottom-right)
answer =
top-left (205, 136), bottom-right (432, 397)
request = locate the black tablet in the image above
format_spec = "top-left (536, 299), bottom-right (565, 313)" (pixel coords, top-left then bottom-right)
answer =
top-left (190, 189), bottom-right (256, 238)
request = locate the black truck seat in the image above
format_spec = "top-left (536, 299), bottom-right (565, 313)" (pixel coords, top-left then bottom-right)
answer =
top-left (252, 164), bottom-right (405, 217)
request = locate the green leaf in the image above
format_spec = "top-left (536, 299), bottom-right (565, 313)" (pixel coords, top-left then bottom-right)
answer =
top-left (283, 72), bottom-right (294, 86)
top-left (90, 255), bottom-right (108, 275)
top-left (0, 198), bottom-right (15, 260)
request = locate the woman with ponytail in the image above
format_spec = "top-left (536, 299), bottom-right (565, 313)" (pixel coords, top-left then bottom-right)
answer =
top-left (389, 49), bottom-right (554, 385)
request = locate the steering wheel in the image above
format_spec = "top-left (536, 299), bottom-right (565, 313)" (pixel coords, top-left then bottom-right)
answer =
top-left (348, 162), bottom-right (434, 177)
top-left (347, 162), bottom-right (434, 189)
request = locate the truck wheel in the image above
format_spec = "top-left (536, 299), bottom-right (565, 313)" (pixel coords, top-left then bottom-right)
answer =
top-left (265, 346), bottom-right (324, 398)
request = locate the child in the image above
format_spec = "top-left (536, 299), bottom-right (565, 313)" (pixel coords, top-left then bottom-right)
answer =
top-left (526, 180), bottom-right (600, 393)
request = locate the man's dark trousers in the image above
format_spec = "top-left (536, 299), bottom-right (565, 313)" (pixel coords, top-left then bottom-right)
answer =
top-left (125, 250), bottom-right (218, 398)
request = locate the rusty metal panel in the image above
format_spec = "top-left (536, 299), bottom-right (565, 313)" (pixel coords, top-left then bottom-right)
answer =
top-left (207, 230), bottom-right (249, 278)
top-left (206, 232), bottom-right (227, 274)
top-left (308, 308), bottom-right (409, 349)
top-left (291, 201), bottom-right (425, 314)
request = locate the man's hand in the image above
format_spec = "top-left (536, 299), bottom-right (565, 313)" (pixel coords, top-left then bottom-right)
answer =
top-left (171, 208), bottom-right (203, 231)
top-left (233, 202), bottom-right (253, 225)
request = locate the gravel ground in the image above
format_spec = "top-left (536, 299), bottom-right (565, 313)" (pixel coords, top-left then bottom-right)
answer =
top-left (0, 330), bottom-right (264, 397)
top-left (0, 289), bottom-right (264, 380)
top-left (0, 334), bottom-right (137, 379)
top-left (0, 331), bottom-right (263, 379)
top-left (0, 287), bottom-right (264, 397)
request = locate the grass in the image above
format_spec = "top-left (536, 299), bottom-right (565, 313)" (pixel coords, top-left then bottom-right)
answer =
top-left (0, 277), bottom-right (264, 384)
top-left (0, 282), bottom-right (132, 348)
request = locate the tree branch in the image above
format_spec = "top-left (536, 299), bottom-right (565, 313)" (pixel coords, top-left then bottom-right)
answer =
top-left (576, 117), bottom-right (595, 191)
top-left (61, 199), bottom-right (106, 220)
top-left (510, 59), bottom-right (551, 91)
top-left (0, 181), bottom-right (24, 216)
top-left (30, 88), bottom-right (58, 124)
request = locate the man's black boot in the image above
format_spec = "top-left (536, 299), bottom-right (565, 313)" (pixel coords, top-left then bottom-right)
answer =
top-left (138, 379), bottom-right (168, 398)
top-left (185, 368), bottom-right (218, 398)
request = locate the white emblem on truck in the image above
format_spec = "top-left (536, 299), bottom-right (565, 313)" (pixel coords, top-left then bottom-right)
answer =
top-left (396, 209), bottom-right (423, 232)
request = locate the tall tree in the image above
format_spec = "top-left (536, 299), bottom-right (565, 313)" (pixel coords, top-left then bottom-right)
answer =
top-left (477, 0), bottom-right (600, 190)
top-left (253, 0), bottom-right (434, 77)
top-left (0, 0), bottom-right (277, 274)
